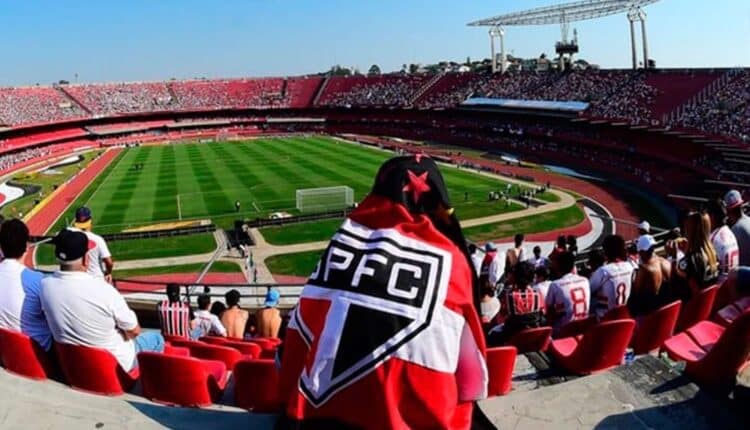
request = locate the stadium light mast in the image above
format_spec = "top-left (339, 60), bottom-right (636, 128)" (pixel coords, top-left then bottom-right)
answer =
top-left (468, 0), bottom-right (661, 73)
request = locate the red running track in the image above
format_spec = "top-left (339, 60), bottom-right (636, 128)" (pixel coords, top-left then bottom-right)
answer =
top-left (117, 273), bottom-right (249, 293)
top-left (26, 148), bottom-right (121, 236)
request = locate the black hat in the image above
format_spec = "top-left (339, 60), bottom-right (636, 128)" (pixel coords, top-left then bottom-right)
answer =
top-left (372, 154), bottom-right (452, 214)
top-left (53, 229), bottom-right (88, 262)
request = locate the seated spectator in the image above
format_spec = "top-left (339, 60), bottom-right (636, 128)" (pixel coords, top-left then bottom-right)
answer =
top-left (67, 207), bottom-right (114, 282)
top-left (546, 251), bottom-right (591, 335)
top-left (221, 289), bottom-right (249, 340)
top-left (589, 235), bottom-right (634, 320)
top-left (533, 266), bottom-right (552, 302)
top-left (156, 283), bottom-right (195, 339)
top-left (706, 198), bottom-right (739, 284)
top-left (210, 301), bottom-right (226, 318)
top-left (40, 230), bottom-right (164, 372)
top-left (671, 212), bottom-right (719, 301)
top-left (488, 262), bottom-right (545, 346)
top-left (629, 235), bottom-right (672, 317)
top-left (255, 289), bottom-right (282, 339)
top-left (725, 190), bottom-right (750, 267)
top-left (529, 245), bottom-right (549, 269)
top-left (0, 219), bottom-right (52, 351)
top-left (194, 294), bottom-right (227, 338)
top-left (480, 284), bottom-right (501, 327)
top-left (548, 235), bottom-right (567, 278)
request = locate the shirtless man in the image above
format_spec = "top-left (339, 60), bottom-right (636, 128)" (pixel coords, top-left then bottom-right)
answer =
top-left (505, 234), bottom-right (526, 271)
top-left (630, 235), bottom-right (672, 316)
top-left (220, 289), bottom-right (249, 339)
top-left (255, 289), bottom-right (282, 338)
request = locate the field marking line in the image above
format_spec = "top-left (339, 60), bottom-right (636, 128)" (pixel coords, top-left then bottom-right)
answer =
top-left (252, 201), bottom-right (261, 213)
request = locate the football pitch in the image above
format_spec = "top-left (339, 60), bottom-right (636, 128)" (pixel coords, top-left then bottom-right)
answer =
top-left (53, 136), bottom-right (536, 234)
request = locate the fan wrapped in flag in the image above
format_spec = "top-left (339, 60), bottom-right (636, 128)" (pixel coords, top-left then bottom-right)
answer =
top-left (278, 154), bottom-right (489, 430)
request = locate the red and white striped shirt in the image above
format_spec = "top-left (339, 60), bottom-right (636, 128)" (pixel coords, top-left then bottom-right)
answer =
top-left (156, 300), bottom-right (192, 339)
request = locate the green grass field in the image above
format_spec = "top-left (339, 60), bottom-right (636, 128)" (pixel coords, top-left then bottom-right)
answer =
top-left (71, 136), bottom-right (533, 233)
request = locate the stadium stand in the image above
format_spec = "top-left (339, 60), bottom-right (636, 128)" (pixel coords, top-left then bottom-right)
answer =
top-left (0, 87), bottom-right (88, 126)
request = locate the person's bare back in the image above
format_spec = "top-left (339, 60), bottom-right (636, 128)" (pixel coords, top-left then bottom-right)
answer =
top-left (256, 307), bottom-right (282, 338)
top-left (221, 307), bottom-right (249, 339)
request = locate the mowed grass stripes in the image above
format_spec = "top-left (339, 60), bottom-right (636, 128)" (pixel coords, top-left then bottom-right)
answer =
top-left (82, 137), bottom-right (526, 234)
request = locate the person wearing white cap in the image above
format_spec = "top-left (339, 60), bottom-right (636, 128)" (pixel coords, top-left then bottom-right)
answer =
top-left (637, 221), bottom-right (651, 236)
top-left (479, 242), bottom-right (505, 291)
top-left (629, 234), bottom-right (672, 317)
top-left (724, 190), bottom-right (750, 266)
top-left (706, 199), bottom-right (740, 284)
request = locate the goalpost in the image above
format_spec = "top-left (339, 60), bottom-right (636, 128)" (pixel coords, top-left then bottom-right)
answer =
top-left (296, 186), bottom-right (354, 213)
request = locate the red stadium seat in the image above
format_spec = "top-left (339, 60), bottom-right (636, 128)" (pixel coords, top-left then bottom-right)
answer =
top-left (166, 338), bottom-right (204, 349)
top-left (233, 359), bottom-right (282, 412)
top-left (247, 337), bottom-right (277, 350)
top-left (0, 329), bottom-right (54, 380)
top-left (556, 315), bottom-right (597, 339)
top-left (714, 296), bottom-right (750, 327)
top-left (550, 319), bottom-right (636, 375)
top-left (506, 327), bottom-right (552, 353)
top-left (630, 301), bottom-right (682, 355)
top-left (486, 347), bottom-right (517, 397)
top-left (663, 310), bottom-right (750, 387)
top-left (199, 336), bottom-right (229, 345)
top-left (138, 352), bottom-right (228, 407)
top-left (164, 344), bottom-right (190, 357)
top-left (164, 334), bottom-right (189, 343)
top-left (601, 305), bottom-right (631, 322)
top-left (54, 343), bottom-right (138, 395)
top-left (676, 285), bottom-right (719, 332)
top-left (222, 341), bottom-right (262, 359)
top-left (185, 343), bottom-right (245, 369)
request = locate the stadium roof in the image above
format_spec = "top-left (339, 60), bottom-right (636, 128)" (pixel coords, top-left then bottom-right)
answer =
top-left (467, 0), bottom-right (660, 27)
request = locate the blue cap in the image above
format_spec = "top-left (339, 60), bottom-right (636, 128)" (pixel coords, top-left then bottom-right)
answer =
top-left (264, 289), bottom-right (280, 307)
top-left (75, 206), bottom-right (92, 222)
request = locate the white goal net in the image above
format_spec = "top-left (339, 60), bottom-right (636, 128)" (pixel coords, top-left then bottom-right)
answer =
top-left (296, 186), bottom-right (354, 213)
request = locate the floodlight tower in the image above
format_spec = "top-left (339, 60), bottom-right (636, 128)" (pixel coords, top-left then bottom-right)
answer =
top-left (489, 26), bottom-right (506, 73)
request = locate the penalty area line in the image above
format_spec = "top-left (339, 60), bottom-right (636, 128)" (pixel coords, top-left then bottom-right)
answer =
top-left (252, 201), bottom-right (261, 213)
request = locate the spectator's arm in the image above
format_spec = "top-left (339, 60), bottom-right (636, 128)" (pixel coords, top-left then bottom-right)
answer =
top-left (112, 288), bottom-right (140, 339)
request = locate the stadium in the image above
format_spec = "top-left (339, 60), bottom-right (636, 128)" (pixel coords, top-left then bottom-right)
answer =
top-left (0, 0), bottom-right (748, 428)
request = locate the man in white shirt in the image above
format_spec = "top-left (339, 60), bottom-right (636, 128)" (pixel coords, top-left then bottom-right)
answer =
top-left (40, 229), bottom-right (163, 372)
top-left (479, 242), bottom-right (505, 290)
top-left (68, 206), bottom-right (114, 282)
top-left (589, 235), bottom-right (634, 320)
top-left (194, 294), bottom-right (227, 337)
top-left (707, 199), bottom-right (740, 284)
top-left (468, 243), bottom-right (483, 277)
top-left (546, 251), bottom-right (591, 335)
top-left (0, 219), bottom-right (52, 350)
top-left (529, 246), bottom-right (550, 269)
top-left (533, 265), bottom-right (552, 302)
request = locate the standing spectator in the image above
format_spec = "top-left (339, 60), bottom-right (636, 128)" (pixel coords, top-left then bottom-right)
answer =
top-left (194, 294), bottom-right (227, 338)
top-left (40, 229), bottom-right (164, 372)
top-left (221, 289), bottom-right (249, 339)
top-left (548, 235), bottom-right (567, 278)
top-left (487, 262), bottom-right (545, 345)
top-left (468, 243), bottom-right (483, 276)
top-left (725, 190), bottom-right (750, 266)
top-left (546, 251), bottom-right (591, 336)
top-left (529, 245), bottom-right (549, 269)
top-left (505, 234), bottom-right (526, 271)
top-left (589, 235), bottom-right (634, 320)
top-left (479, 242), bottom-right (504, 290)
top-left (672, 212), bottom-right (719, 301)
top-left (0, 219), bottom-right (52, 351)
top-left (637, 220), bottom-right (651, 238)
top-left (706, 199), bottom-right (740, 284)
top-left (629, 235), bottom-right (672, 317)
top-left (255, 289), bottom-right (282, 339)
top-left (68, 207), bottom-right (114, 282)
top-left (156, 284), bottom-right (194, 340)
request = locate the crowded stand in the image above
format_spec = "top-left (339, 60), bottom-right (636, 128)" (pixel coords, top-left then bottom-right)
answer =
top-left (0, 87), bottom-right (88, 126)
top-left (170, 78), bottom-right (286, 110)
top-left (0, 146), bottom-right (52, 172)
top-left (316, 74), bottom-right (432, 107)
top-left (64, 82), bottom-right (174, 115)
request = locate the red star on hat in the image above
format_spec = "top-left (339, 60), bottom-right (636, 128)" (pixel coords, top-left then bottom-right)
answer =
top-left (403, 170), bottom-right (430, 204)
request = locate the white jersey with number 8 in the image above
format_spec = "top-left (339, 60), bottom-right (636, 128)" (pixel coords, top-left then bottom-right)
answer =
top-left (589, 261), bottom-right (634, 319)
top-left (546, 273), bottom-right (591, 333)
top-left (711, 226), bottom-right (739, 281)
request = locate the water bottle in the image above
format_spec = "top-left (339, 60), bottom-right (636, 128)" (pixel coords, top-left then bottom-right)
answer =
top-left (624, 348), bottom-right (635, 365)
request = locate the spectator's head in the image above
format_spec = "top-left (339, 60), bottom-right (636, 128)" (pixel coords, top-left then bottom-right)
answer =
top-left (534, 265), bottom-right (550, 284)
top-left (225, 289), bottom-right (241, 307)
top-left (468, 243), bottom-right (477, 254)
top-left (53, 229), bottom-right (89, 271)
top-left (74, 206), bottom-right (93, 231)
top-left (481, 284), bottom-right (496, 298)
top-left (724, 190), bottom-right (745, 224)
top-left (533, 245), bottom-right (541, 258)
top-left (637, 234), bottom-right (657, 261)
top-left (264, 289), bottom-right (280, 308)
top-left (602, 234), bottom-right (627, 262)
top-left (566, 235), bottom-right (577, 248)
top-left (556, 235), bottom-right (567, 249)
top-left (210, 301), bottom-right (226, 317)
top-left (0, 219), bottom-right (29, 259)
top-left (197, 294), bottom-right (211, 310)
top-left (484, 242), bottom-right (497, 253)
top-left (513, 261), bottom-right (535, 290)
top-left (556, 251), bottom-right (576, 276)
top-left (684, 211), bottom-right (718, 271)
top-left (588, 249), bottom-right (606, 272)
top-left (637, 220), bottom-right (651, 235)
top-left (514, 234), bottom-right (524, 247)
top-left (166, 284), bottom-right (181, 303)
top-left (706, 198), bottom-right (726, 230)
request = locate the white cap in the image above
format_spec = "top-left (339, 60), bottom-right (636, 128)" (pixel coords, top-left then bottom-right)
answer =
top-left (636, 235), bottom-right (657, 252)
top-left (724, 190), bottom-right (744, 210)
top-left (637, 221), bottom-right (651, 233)
top-left (485, 242), bottom-right (497, 252)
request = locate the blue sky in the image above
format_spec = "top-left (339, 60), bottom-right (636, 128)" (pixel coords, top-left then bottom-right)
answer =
top-left (0, 0), bottom-right (748, 85)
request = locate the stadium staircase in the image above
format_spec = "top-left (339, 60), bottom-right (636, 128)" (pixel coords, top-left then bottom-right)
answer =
top-left (668, 69), bottom-right (736, 124)
top-left (311, 76), bottom-right (330, 106)
top-left (55, 86), bottom-right (92, 115)
top-left (408, 72), bottom-right (445, 106)
top-left (645, 71), bottom-right (722, 123)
